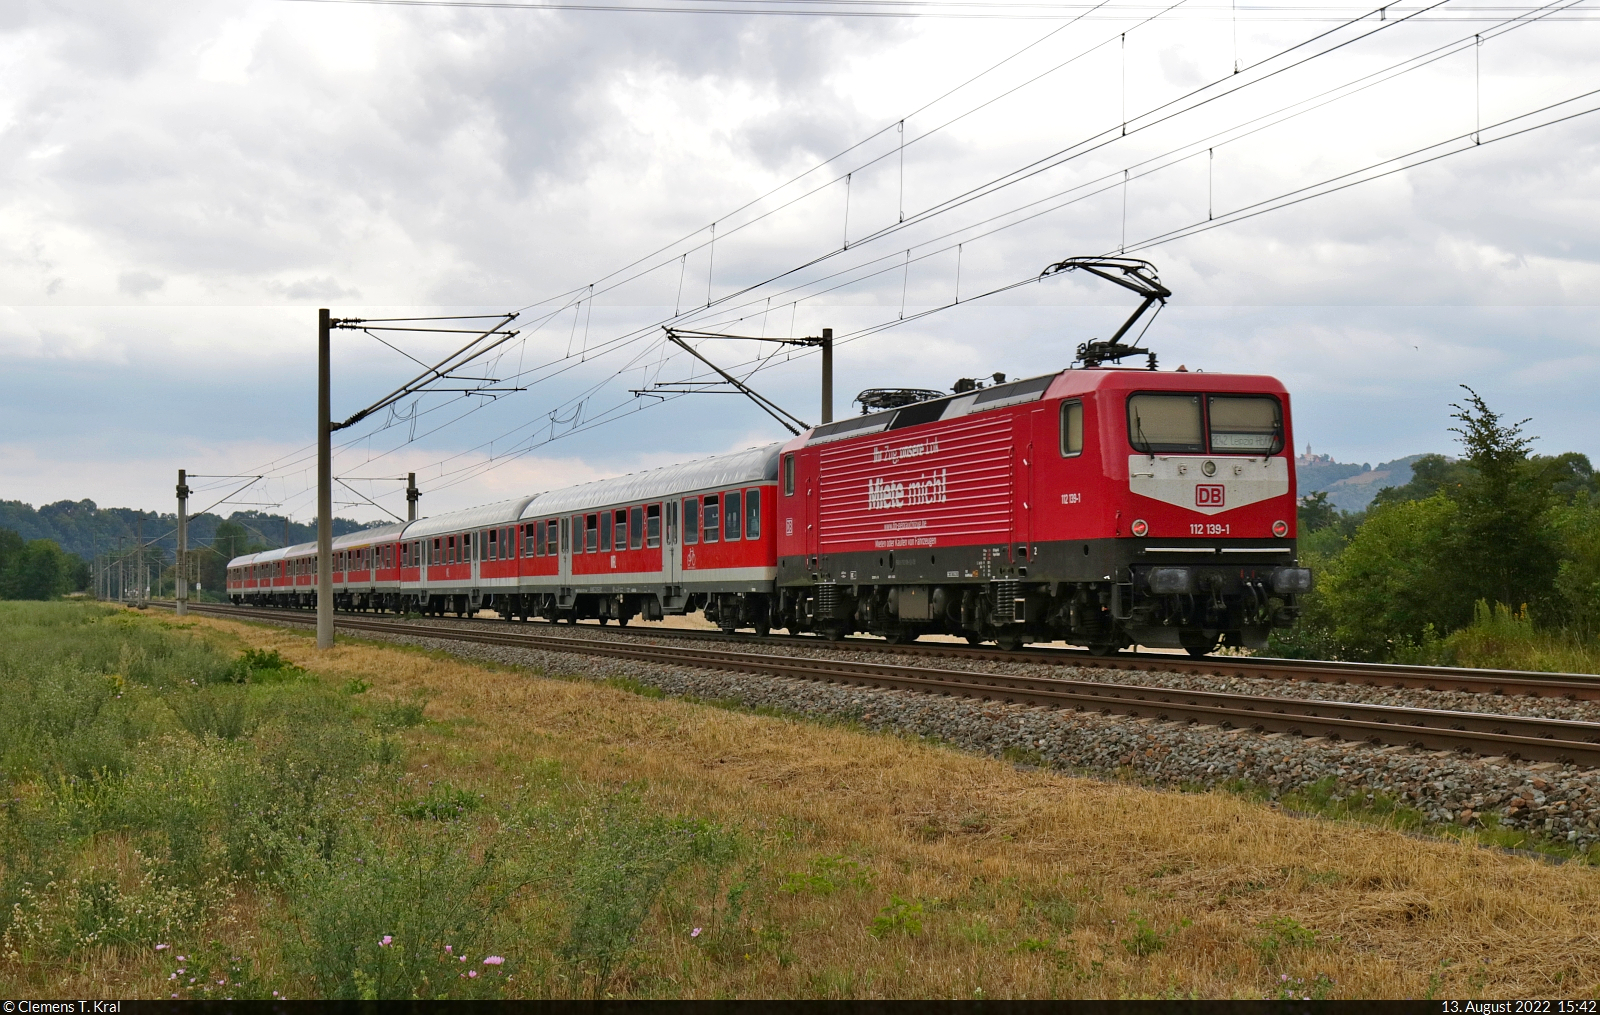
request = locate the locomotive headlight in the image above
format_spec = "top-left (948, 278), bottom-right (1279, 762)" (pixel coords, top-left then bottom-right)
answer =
top-left (1130, 518), bottom-right (1149, 537)
top-left (1272, 519), bottom-right (1289, 538)
top-left (1202, 460), bottom-right (1217, 477)
top-left (1272, 567), bottom-right (1313, 594)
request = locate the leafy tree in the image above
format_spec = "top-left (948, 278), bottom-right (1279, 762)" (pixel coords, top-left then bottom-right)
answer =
top-left (1368, 453), bottom-right (1475, 509)
top-left (1315, 494), bottom-right (1466, 658)
top-left (0, 529), bottom-right (83, 600)
top-left (1297, 491), bottom-right (1337, 533)
top-left (1444, 386), bottom-right (1560, 615)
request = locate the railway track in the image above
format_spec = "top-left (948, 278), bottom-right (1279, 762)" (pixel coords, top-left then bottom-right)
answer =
top-left (164, 602), bottom-right (1600, 767)
top-left (182, 601), bottom-right (1600, 701)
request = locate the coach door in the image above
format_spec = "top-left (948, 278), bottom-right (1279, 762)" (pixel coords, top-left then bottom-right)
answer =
top-left (557, 516), bottom-right (573, 602)
top-left (664, 500), bottom-right (680, 592)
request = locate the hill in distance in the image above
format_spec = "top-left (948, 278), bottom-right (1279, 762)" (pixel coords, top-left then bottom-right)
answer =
top-left (0, 499), bottom-right (382, 564)
top-left (1295, 447), bottom-right (1429, 513)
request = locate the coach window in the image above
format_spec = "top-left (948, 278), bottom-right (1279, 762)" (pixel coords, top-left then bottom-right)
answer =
top-left (600, 512), bottom-right (613, 552)
top-left (629, 506), bottom-right (644, 549)
top-left (487, 529), bottom-right (497, 560)
top-left (1208, 394), bottom-right (1283, 454)
top-left (683, 498), bottom-right (700, 545)
top-left (725, 490), bottom-right (742, 541)
top-left (585, 514), bottom-right (599, 554)
top-left (533, 522), bottom-right (545, 556)
top-left (745, 488), bottom-right (761, 539)
top-left (548, 521), bottom-right (560, 555)
top-left (646, 504), bottom-right (661, 548)
top-left (783, 454), bottom-right (795, 496)
top-left (465, 532), bottom-right (474, 562)
top-left (1060, 399), bottom-right (1084, 457)
top-left (702, 495), bottom-right (720, 543)
top-left (559, 517), bottom-right (569, 553)
top-left (1127, 393), bottom-right (1203, 454)
top-left (571, 516), bottom-right (584, 554)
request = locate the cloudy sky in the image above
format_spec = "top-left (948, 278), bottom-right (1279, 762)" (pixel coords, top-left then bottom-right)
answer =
top-left (3, 0), bottom-right (1597, 523)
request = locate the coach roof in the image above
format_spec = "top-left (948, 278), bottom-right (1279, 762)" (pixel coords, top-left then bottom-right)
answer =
top-left (521, 444), bottom-right (782, 519)
top-left (331, 522), bottom-right (407, 551)
top-left (404, 497), bottom-right (538, 540)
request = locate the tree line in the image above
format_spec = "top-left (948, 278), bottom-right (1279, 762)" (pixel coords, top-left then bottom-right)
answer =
top-left (1280, 387), bottom-right (1600, 663)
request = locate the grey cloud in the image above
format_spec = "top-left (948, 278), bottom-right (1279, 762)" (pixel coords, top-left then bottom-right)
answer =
top-left (268, 277), bottom-right (361, 301)
top-left (117, 269), bottom-right (164, 295)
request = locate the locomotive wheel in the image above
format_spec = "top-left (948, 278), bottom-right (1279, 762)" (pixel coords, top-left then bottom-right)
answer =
top-left (885, 630), bottom-right (918, 645)
top-left (617, 616), bottom-right (629, 627)
top-left (964, 634), bottom-right (986, 646)
top-left (754, 621), bottom-right (771, 637)
top-left (995, 633), bottom-right (1026, 652)
top-left (598, 616), bottom-right (609, 625)
top-left (1087, 641), bottom-right (1122, 656)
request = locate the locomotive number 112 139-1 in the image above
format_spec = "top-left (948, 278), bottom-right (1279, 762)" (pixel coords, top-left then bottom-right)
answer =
top-left (1190, 523), bottom-right (1230, 536)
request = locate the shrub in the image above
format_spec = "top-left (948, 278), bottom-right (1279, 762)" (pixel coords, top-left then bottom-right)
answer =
top-left (869, 896), bottom-right (924, 938)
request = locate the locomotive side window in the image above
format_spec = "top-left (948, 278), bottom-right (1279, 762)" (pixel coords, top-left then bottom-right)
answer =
top-left (1060, 400), bottom-right (1084, 457)
top-left (629, 506), bottom-right (644, 550)
top-left (783, 455), bottom-right (795, 496)
top-left (702, 496), bottom-right (720, 543)
top-left (1208, 395), bottom-right (1283, 454)
top-left (1127, 393), bottom-right (1203, 454)
top-left (725, 490), bottom-right (742, 541)
top-left (646, 504), bottom-right (661, 548)
top-left (745, 488), bottom-right (761, 539)
top-left (600, 511), bottom-right (613, 551)
top-left (683, 498), bottom-right (700, 545)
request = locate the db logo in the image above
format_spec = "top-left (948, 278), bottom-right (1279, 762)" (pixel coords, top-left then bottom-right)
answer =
top-left (1195, 484), bottom-right (1226, 508)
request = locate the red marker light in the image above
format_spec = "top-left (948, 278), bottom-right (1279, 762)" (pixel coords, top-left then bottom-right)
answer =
top-left (1131, 519), bottom-right (1149, 537)
top-left (1272, 519), bottom-right (1289, 538)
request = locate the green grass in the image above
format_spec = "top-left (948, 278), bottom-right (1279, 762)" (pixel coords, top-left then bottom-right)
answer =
top-left (0, 602), bottom-right (746, 999)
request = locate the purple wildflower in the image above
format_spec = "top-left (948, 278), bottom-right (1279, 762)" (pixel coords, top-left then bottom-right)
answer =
top-left (482, 956), bottom-right (504, 966)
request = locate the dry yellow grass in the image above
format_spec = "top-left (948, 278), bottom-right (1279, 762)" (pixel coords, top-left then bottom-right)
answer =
top-left (107, 615), bottom-right (1600, 996)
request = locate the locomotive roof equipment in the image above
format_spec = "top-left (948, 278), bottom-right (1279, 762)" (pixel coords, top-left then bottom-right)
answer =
top-left (1039, 256), bottom-right (1171, 370)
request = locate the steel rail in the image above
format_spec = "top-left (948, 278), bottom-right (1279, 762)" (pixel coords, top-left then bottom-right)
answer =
top-left (163, 603), bottom-right (1600, 767)
top-left (184, 601), bottom-right (1600, 701)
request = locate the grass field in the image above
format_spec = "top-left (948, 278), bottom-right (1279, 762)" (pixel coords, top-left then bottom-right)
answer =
top-left (2, 601), bottom-right (1598, 999)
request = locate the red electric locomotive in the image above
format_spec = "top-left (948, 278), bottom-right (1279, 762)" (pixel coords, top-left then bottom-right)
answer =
top-left (771, 365), bottom-right (1309, 653)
